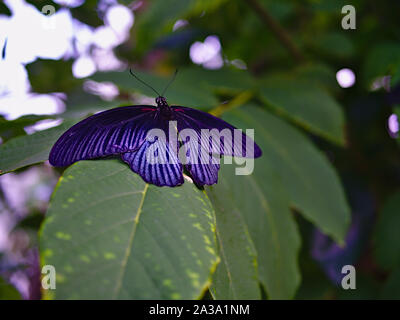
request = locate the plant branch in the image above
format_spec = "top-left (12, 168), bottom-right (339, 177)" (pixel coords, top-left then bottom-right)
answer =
top-left (210, 91), bottom-right (254, 117)
top-left (244, 0), bottom-right (305, 63)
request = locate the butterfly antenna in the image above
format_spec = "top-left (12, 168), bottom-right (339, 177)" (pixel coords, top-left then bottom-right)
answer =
top-left (129, 68), bottom-right (160, 97)
top-left (161, 69), bottom-right (178, 96)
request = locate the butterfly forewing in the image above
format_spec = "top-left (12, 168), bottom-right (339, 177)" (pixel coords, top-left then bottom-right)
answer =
top-left (49, 106), bottom-right (157, 167)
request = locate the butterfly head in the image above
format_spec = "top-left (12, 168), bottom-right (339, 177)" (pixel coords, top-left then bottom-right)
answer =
top-left (156, 96), bottom-right (169, 108)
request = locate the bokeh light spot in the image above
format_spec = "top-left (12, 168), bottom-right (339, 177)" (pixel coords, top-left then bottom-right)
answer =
top-left (173, 19), bottom-right (188, 31)
top-left (336, 68), bottom-right (356, 88)
top-left (189, 35), bottom-right (223, 69)
top-left (72, 55), bottom-right (96, 78)
top-left (388, 113), bottom-right (399, 138)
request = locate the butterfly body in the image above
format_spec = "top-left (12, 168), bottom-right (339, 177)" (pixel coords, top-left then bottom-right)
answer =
top-left (155, 96), bottom-right (176, 120)
top-left (50, 95), bottom-right (262, 187)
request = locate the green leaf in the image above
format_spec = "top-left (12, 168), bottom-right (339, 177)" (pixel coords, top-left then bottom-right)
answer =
top-left (0, 277), bottom-right (21, 300)
top-left (310, 32), bottom-right (354, 59)
top-left (364, 42), bottom-right (400, 87)
top-left (0, 114), bottom-right (54, 132)
top-left (0, 120), bottom-right (76, 175)
top-left (263, 1), bottom-right (294, 21)
top-left (336, 274), bottom-right (379, 300)
top-left (24, 1), bottom-right (61, 12)
top-left (39, 160), bottom-right (219, 299)
top-left (373, 192), bottom-right (400, 270)
top-left (391, 62), bottom-right (400, 88)
top-left (27, 59), bottom-right (80, 94)
top-left (259, 76), bottom-right (346, 145)
top-left (0, 114), bottom-right (55, 142)
top-left (207, 171), bottom-right (260, 299)
top-left (134, 0), bottom-right (229, 54)
top-left (70, 0), bottom-right (103, 27)
top-left (294, 63), bottom-right (338, 90)
top-left (0, 2), bottom-right (11, 16)
top-left (223, 104), bottom-right (351, 243)
top-left (208, 163), bottom-right (300, 299)
top-left (180, 67), bottom-right (255, 94)
top-left (309, 0), bottom-right (352, 12)
top-left (380, 267), bottom-right (400, 299)
top-left (13, 212), bottom-right (44, 231)
top-left (60, 88), bottom-right (124, 119)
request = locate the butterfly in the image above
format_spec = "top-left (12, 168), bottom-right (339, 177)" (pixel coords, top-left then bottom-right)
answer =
top-left (49, 70), bottom-right (262, 187)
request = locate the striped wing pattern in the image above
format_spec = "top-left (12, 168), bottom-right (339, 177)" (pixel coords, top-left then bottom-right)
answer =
top-left (49, 104), bottom-right (262, 187)
top-left (49, 106), bottom-right (157, 167)
top-left (184, 148), bottom-right (220, 186)
top-left (172, 106), bottom-right (261, 185)
top-left (172, 106), bottom-right (262, 158)
top-left (178, 128), bottom-right (220, 186)
top-left (121, 115), bottom-right (184, 187)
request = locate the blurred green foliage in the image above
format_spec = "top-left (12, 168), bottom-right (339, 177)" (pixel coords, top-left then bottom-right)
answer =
top-left (0, 277), bottom-right (21, 300)
top-left (1, 0), bottom-right (400, 300)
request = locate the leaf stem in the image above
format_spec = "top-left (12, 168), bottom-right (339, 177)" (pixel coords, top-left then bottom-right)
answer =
top-left (210, 91), bottom-right (254, 117)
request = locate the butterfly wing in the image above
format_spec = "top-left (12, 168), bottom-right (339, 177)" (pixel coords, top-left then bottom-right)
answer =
top-left (49, 103), bottom-right (261, 187)
top-left (183, 146), bottom-right (220, 186)
top-left (172, 106), bottom-right (261, 186)
top-left (177, 120), bottom-right (220, 186)
top-left (121, 113), bottom-right (184, 187)
top-left (49, 106), bottom-right (157, 167)
top-left (172, 106), bottom-right (262, 158)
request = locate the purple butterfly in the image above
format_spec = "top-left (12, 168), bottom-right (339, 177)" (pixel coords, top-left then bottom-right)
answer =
top-left (49, 70), bottom-right (262, 187)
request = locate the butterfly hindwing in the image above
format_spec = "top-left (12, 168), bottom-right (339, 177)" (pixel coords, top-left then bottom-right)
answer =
top-left (172, 106), bottom-right (262, 158)
top-left (49, 106), bottom-right (157, 167)
top-left (172, 106), bottom-right (261, 185)
top-left (178, 127), bottom-right (220, 185)
top-left (183, 151), bottom-right (220, 186)
top-left (121, 114), bottom-right (184, 187)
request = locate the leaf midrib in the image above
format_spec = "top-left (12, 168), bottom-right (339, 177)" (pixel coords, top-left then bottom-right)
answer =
top-left (113, 183), bottom-right (149, 299)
